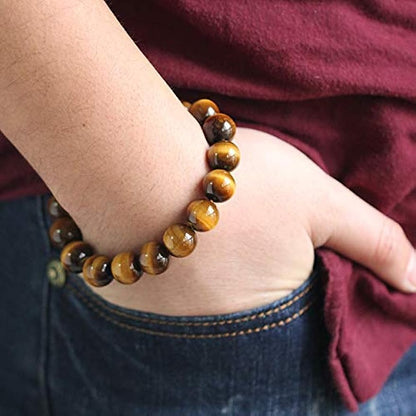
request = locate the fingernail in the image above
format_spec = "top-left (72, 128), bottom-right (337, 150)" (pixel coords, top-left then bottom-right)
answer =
top-left (405, 249), bottom-right (416, 290)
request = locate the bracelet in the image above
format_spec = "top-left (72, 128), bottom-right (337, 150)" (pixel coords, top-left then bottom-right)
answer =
top-left (46, 98), bottom-right (240, 288)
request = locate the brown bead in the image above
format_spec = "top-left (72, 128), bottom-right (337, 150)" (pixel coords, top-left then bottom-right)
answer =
top-left (47, 196), bottom-right (68, 219)
top-left (203, 113), bottom-right (236, 145)
top-left (189, 99), bottom-right (220, 124)
top-left (182, 100), bottom-right (192, 109)
top-left (60, 240), bottom-right (94, 273)
top-left (49, 217), bottom-right (82, 248)
top-left (82, 255), bottom-right (113, 287)
top-left (139, 242), bottom-right (170, 275)
top-left (186, 199), bottom-right (219, 232)
top-left (111, 252), bottom-right (143, 285)
top-left (202, 169), bottom-right (236, 202)
top-left (207, 141), bottom-right (240, 171)
top-left (162, 224), bottom-right (197, 257)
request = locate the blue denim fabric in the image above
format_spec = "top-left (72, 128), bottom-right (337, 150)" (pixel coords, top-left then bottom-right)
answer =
top-left (1, 192), bottom-right (415, 415)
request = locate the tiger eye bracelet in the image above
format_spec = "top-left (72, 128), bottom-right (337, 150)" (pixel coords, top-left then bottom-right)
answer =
top-left (46, 98), bottom-right (240, 288)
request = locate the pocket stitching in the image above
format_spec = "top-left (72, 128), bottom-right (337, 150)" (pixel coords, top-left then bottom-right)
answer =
top-left (67, 277), bottom-right (317, 327)
top-left (66, 283), bottom-right (317, 338)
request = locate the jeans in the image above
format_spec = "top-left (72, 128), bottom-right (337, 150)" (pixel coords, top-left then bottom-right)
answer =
top-left (1, 192), bottom-right (415, 416)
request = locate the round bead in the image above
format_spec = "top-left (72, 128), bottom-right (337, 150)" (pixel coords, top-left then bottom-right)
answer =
top-left (186, 199), bottom-right (219, 232)
top-left (139, 242), bottom-right (170, 275)
top-left (47, 196), bottom-right (68, 219)
top-left (203, 113), bottom-right (236, 145)
top-left (189, 99), bottom-right (220, 124)
top-left (207, 141), bottom-right (240, 171)
top-left (182, 100), bottom-right (192, 109)
top-left (202, 169), bottom-right (236, 202)
top-left (162, 224), bottom-right (197, 257)
top-left (60, 241), bottom-right (94, 273)
top-left (111, 252), bottom-right (143, 285)
top-left (49, 217), bottom-right (82, 248)
top-left (82, 255), bottom-right (113, 287)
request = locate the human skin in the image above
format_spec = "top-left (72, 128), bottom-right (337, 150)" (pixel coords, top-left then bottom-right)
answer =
top-left (0, 0), bottom-right (415, 315)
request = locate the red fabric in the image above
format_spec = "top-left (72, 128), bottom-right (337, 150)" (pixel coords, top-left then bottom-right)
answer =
top-left (0, 0), bottom-right (415, 411)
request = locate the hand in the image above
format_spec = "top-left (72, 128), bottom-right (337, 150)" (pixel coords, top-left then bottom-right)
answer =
top-left (83, 126), bottom-right (416, 316)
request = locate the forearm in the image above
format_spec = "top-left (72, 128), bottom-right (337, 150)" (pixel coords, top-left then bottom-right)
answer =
top-left (0, 0), bottom-right (207, 254)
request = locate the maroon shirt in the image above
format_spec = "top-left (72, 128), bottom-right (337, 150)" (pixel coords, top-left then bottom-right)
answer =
top-left (1, 1), bottom-right (415, 411)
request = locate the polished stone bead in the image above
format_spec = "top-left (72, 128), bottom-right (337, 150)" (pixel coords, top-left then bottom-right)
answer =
top-left (139, 242), bottom-right (170, 275)
top-left (207, 141), bottom-right (240, 171)
top-left (182, 100), bottom-right (192, 109)
top-left (202, 113), bottom-right (236, 145)
top-left (47, 196), bottom-right (68, 219)
top-left (82, 254), bottom-right (113, 287)
top-left (49, 217), bottom-right (82, 248)
top-left (189, 99), bottom-right (220, 124)
top-left (111, 252), bottom-right (143, 284)
top-left (60, 240), bottom-right (94, 273)
top-left (186, 199), bottom-right (219, 232)
top-left (162, 224), bottom-right (197, 257)
top-left (202, 169), bottom-right (236, 202)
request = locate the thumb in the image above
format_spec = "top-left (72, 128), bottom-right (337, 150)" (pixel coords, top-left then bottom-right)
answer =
top-left (314, 176), bottom-right (416, 293)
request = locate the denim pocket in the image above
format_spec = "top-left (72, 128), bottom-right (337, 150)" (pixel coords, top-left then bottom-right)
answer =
top-left (61, 255), bottom-right (322, 339)
top-left (46, 257), bottom-right (325, 415)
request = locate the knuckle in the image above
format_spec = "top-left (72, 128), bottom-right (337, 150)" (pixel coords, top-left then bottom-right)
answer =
top-left (373, 218), bottom-right (405, 267)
